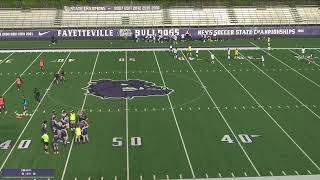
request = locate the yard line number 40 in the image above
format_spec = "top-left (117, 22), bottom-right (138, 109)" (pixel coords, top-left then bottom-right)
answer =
top-left (0, 140), bottom-right (32, 150)
top-left (221, 134), bottom-right (261, 144)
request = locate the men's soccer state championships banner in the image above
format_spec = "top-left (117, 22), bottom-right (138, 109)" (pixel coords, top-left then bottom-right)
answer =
top-left (0, 26), bottom-right (320, 39)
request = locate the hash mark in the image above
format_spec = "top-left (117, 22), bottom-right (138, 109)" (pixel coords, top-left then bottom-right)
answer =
top-left (231, 172), bottom-right (235, 177)
top-left (269, 171), bottom-right (273, 176)
top-left (218, 173), bottom-right (222, 178)
top-left (179, 174), bottom-right (182, 179)
top-left (244, 172), bottom-right (247, 176)
top-left (205, 173), bottom-right (208, 178)
top-left (282, 171), bottom-right (286, 175)
top-left (166, 175), bottom-right (169, 179)
top-left (307, 170), bottom-right (312, 175)
top-left (114, 176), bottom-right (117, 180)
top-left (140, 175), bottom-right (143, 180)
top-left (153, 175), bottom-right (156, 180)
top-left (294, 170), bottom-right (299, 175)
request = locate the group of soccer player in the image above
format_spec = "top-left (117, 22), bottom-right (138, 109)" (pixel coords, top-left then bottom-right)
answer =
top-left (300, 47), bottom-right (316, 64)
top-left (41, 110), bottom-right (89, 154)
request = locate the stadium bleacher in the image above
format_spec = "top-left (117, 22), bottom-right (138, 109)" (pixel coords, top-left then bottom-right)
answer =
top-left (0, 6), bottom-right (319, 28)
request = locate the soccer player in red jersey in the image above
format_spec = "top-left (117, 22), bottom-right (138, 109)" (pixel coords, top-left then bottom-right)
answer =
top-left (15, 76), bottom-right (23, 90)
top-left (39, 57), bottom-right (45, 71)
top-left (0, 96), bottom-right (5, 113)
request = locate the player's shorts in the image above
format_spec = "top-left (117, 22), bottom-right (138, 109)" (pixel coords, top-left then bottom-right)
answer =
top-left (53, 142), bottom-right (58, 146)
top-left (82, 128), bottom-right (88, 135)
top-left (63, 136), bottom-right (68, 141)
top-left (43, 142), bottom-right (49, 146)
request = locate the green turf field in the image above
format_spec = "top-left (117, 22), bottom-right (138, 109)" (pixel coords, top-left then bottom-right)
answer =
top-left (0, 38), bottom-right (320, 180)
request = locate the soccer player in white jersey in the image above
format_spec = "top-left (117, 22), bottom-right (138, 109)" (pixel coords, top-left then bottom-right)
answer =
top-left (211, 53), bottom-right (215, 64)
top-left (173, 48), bottom-right (178, 59)
top-left (261, 55), bottom-right (265, 66)
top-left (196, 48), bottom-right (199, 58)
top-left (301, 47), bottom-right (305, 59)
top-left (173, 34), bottom-right (178, 44)
top-left (169, 45), bottom-right (173, 53)
top-left (227, 48), bottom-right (231, 60)
top-left (308, 53), bottom-right (315, 64)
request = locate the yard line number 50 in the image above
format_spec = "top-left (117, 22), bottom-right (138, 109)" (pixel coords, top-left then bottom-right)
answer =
top-left (112, 137), bottom-right (142, 147)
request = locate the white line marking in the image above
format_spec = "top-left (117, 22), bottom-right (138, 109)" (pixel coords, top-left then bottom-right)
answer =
top-left (294, 170), bottom-right (299, 175)
top-left (282, 171), bottom-right (286, 176)
top-left (251, 42), bottom-right (320, 88)
top-left (184, 51), bottom-right (260, 176)
top-left (0, 52), bottom-right (70, 172)
top-left (269, 171), bottom-right (273, 176)
top-left (166, 175), bottom-right (169, 179)
top-left (140, 175), bottom-right (143, 180)
top-left (88, 177), bottom-right (91, 180)
top-left (115, 176), bottom-right (117, 180)
top-left (231, 172), bottom-right (235, 177)
top-left (3, 52), bottom-right (43, 96)
top-left (153, 175), bottom-right (156, 180)
top-left (61, 52), bottom-right (100, 180)
top-left (153, 51), bottom-right (196, 178)
top-left (307, 170), bottom-right (312, 174)
top-left (0, 52), bottom-right (14, 65)
top-left (213, 51), bottom-right (320, 171)
top-left (244, 172), bottom-right (247, 177)
top-left (179, 174), bottom-right (183, 179)
top-left (125, 51), bottom-right (130, 180)
top-left (218, 173), bottom-right (222, 178)
top-left (101, 177), bottom-right (104, 180)
top-left (205, 173), bottom-right (209, 178)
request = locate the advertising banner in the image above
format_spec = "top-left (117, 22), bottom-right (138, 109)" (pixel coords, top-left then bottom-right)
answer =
top-left (64, 5), bottom-right (161, 11)
top-left (0, 26), bottom-right (319, 40)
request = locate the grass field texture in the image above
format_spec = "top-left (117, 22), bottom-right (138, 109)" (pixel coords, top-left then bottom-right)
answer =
top-left (0, 39), bottom-right (319, 180)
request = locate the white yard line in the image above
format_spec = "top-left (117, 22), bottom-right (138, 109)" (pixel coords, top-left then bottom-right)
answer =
top-left (250, 42), bottom-right (320, 88)
top-left (125, 51), bottom-right (130, 180)
top-left (0, 52), bottom-right (15, 65)
top-left (180, 51), bottom-right (260, 176)
top-left (239, 51), bottom-right (320, 122)
top-left (153, 51), bottom-right (196, 178)
top-left (61, 52), bottom-right (100, 180)
top-left (211, 50), bottom-right (320, 171)
top-left (2, 52), bottom-right (43, 96)
top-left (0, 52), bottom-right (71, 171)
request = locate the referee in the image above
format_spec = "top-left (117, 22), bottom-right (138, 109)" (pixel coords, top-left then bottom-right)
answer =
top-left (41, 131), bottom-right (49, 154)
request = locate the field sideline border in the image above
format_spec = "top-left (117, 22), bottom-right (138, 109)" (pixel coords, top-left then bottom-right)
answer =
top-left (1, 47), bottom-right (320, 53)
top-left (169, 174), bottom-right (320, 180)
